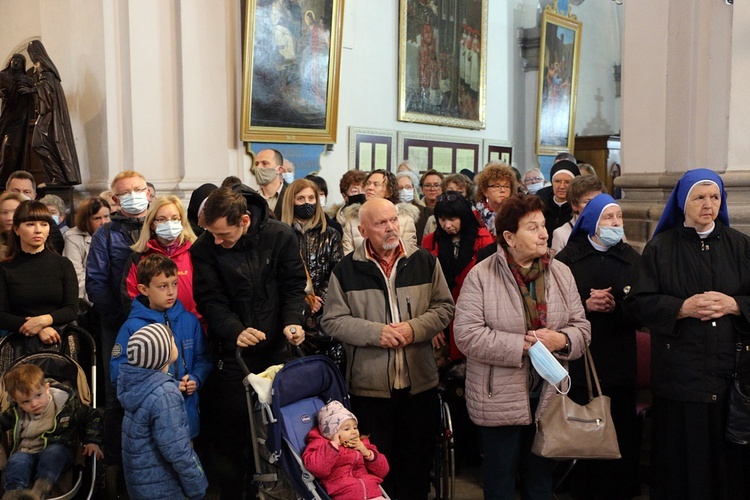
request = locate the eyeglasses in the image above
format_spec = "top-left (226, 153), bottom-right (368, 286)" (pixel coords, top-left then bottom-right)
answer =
top-left (524, 177), bottom-right (543, 184)
top-left (437, 193), bottom-right (462, 202)
top-left (115, 186), bottom-right (148, 197)
top-left (488, 184), bottom-right (511, 191)
top-left (154, 216), bottom-right (181, 224)
top-left (422, 183), bottom-right (441, 190)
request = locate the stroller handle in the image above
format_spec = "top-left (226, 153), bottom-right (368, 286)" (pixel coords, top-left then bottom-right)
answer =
top-left (235, 343), bottom-right (306, 375)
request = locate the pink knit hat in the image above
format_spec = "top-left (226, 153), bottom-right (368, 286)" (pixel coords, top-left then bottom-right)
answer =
top-left (317, 400), bottom-right (357, 439)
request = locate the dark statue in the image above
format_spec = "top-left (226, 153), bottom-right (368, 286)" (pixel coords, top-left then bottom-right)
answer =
top-left (0, 54), bottom-right (34, 187)
top-left (22, 40), bottom-right (82, 185)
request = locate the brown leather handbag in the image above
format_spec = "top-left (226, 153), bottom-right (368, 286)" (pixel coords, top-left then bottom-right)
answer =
top-left (531, 345), bottom-right (621, 460)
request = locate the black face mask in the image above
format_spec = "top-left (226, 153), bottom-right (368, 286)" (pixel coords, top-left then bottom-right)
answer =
top-left (347, 194), bottom-right (366, 206)
top-left (294, 203), bottom-right (317, 220)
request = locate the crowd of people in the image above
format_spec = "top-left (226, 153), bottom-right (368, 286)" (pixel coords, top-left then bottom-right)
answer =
top-left (0, 150), bottom-right (748, 500)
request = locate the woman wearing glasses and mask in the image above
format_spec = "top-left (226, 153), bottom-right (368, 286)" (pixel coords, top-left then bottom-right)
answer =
top-left (122, 196), bottom-right (201, 323)
top-left (473, 163), bottom-right (520, 237)
top-left (422, 191), bottom-right (494, 361)
top-left (340, 169), bottom-right (418, 255)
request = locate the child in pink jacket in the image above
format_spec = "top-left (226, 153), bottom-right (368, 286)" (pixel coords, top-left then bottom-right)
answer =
top-left (302, 401), bottom-right (389, 500)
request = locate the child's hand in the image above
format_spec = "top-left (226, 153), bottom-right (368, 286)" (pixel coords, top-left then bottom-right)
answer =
top-left (83, 443), bottom-right (104, 460)
top-left (330, 432), bottom-right (341, 450)
top-left (179, 375), bottom-right (197, 395)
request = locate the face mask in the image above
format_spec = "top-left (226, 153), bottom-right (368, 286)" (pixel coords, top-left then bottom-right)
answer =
top-left (119, 190), bottom-right (149, 215)
top-left (347, 194), bottom-right (366, 206)
top-left (598, 226), bottom-right (624, 247)
top-left (528, 334), bottom-right (569, 388)
top-left (399, 188), bottom-right (415, 204)
top-left (51, 215), bottom-right (60, 225)
top-left (319, 195), bottom-right (327, 207)
top-left (155, 220), bottom-right (183, 241)
top-left (526, 182), bottom-right (544, 194)
top-left (294, 203), bottom-right (317, 220)
top-left (254, 167), bottom-right (279, 186)
top-left (281, 172), bottom-right (295, 184)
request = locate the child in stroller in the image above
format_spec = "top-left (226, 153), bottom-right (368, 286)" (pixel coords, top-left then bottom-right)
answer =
top-left (0, 363), bottom-right (102, 500)
top-left (302, 400), bottom-right (388, 500)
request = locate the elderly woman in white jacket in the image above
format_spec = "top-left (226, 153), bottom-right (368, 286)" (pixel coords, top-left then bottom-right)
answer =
top-left (340, 169), bottom-right (418, 255)
top-left (453, 194), bottom-right (590, 500)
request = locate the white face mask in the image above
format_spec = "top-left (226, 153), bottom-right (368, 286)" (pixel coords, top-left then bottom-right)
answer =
top-left (281, 172), bottom-right (295, 185)
top-left (51, 215), bottom-right (60, 225)
top-left (155, 220), bottom-right (183, 241)
top-left (119, 190), bottom-right (149, 215)
top-left (526, 182), bottom-right (544, 194)
top-left (399, 188), bottom-right (415, 203)
top-left (319, 195), bottom-right (327, 207)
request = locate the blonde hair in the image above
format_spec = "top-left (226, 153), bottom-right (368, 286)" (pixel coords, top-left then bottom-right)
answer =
top-left (131, 196), bottom-right (196, 252)
top-left (110, 170), bottom-right (146, 191)
top-left (281, 179), bottom-right (327, 231)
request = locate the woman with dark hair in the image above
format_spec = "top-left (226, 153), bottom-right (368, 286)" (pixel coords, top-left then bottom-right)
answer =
top-left (186, 183), bottom-right (217, 237)
top-left (305, 173), bottom-right (342, 234)
top-left (422, 191), bottom-right (494, 359)
top-left (0, 201), bottom-right (78, 344)
top-left (453, 195), bottom-right (590, 500)
top-left (63, 196), bottom-right (111, 307)
top-left (340, 169), bottom-right (418, 254)
top-left (473, 162), bottom-right (519, 236)
top-left (626, 169), bottom-right (750, 498)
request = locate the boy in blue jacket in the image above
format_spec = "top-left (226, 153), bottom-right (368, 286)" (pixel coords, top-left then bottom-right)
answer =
top-left (117, 323), bottom-right (207, 499)
top-left (110, 254), bottom-right (210, 438)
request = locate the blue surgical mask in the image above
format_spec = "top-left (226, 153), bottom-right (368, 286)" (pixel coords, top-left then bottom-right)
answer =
top-left (119, 190), bottom-right (149, 215)
top-left (598, 226), bottom-right (624, 247)
top-left (51, 215), bottom-right (60, 225)
top-left (526, 182), bottom-right (544, 194)
top-left (282, 172), bottom-right (295, 184)
top-left (399, 188), bottom-right (415, 203)
top-left (155, 220), bottom-right (183, 241)
top-left (528, 335), bottom-right (569, 388)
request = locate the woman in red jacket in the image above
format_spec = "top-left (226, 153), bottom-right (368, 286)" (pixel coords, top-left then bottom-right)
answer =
top-left (422, 191), bottom-right (494, 360)
top-left (122, 196), bottom-right (200, 322)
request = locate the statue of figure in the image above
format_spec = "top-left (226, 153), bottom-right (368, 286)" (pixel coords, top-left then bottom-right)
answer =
top-left (23, 40), bottom-right (81, 185)
top-left (0, 54), bottom-right (34, 186)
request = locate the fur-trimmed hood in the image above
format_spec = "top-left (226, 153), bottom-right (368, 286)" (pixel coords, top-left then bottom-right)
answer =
top-left (339, 201), bottom-right (420, 224)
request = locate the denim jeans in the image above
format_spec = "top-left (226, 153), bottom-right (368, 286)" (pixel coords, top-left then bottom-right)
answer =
top-left (4, 443), bottom-right (75, 490)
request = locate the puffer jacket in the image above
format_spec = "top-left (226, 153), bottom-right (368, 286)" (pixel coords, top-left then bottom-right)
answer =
top-left (340, 202), bottom-right (419, 255)
top-left (191, 184), bottom-right (307, 374)
top-left (293, 222), bottom-right (343, 300)
top-left (86, 214), bottom-right (144, 327)
top-left (110, 296), bottom-right (211, 438)
top-left (118, 363), bottom-right (207, 500)
top-left (0, 383), bottom-right (102, 454)
top-left (453, 247), bottom-right (590, 427)
top-left (302, 428), bottom-right (389, 500)
top-left (322, 241), bottom-right (454, 397)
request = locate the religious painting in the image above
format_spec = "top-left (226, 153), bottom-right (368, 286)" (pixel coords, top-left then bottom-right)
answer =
top-left (348, 127), bottom-right (397, 172)
top-left (398, 0), bottom-right (487, 129)
top-left (535, 3), bottom-right (582, 156)
top-left (241, 0), bottom-right (345, 144)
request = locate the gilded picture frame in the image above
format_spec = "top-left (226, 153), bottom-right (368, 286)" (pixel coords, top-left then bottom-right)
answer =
top-left (240, 0), bottom-right (345, 144)
top-left (398, 0), bottom-right (487, 129)
top-left (535, 3), bottom-right (582, 156)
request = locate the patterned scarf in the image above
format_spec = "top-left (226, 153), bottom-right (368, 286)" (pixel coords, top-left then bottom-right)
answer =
top-left (475, 201), bottom-right (496, 236)
top-left (506, 253), bottom-right (549, 331)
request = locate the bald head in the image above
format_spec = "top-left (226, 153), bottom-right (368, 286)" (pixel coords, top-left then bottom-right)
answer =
top-left (358, 198), bottom-right (400, 252)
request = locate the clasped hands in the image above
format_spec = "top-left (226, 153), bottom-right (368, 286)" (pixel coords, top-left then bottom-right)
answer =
top-left (19, 315), bottom-right (58, 344)
top-left (236, 324), bottom-right (305, 348)
top-left (586, 287), bottom-right (615, 313)
top-left (679, 291), bottom-right (739, 321)
top-left (522, 328), bottom-right (568, 354)
top-left (380, 322), bottom-right (414, 348)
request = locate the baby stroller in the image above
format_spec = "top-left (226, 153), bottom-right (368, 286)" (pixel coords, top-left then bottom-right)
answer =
top-left (238, 349), bottom-right (372, 499)
top-left (0, 325), bottom-right (98, 499)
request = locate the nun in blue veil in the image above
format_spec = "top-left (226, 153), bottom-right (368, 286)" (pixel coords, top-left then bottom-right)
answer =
top-left (626, 168), bottom-right (750, 499)
top-left (556, 194), bottom-right (642, 499)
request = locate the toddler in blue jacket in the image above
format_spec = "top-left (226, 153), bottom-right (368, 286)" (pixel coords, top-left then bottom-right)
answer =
top-left (117, 323), bottom-right (207, 500)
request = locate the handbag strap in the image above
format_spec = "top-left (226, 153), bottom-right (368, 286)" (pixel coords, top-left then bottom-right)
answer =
top-left (583, 345), bottom-right (604, 401)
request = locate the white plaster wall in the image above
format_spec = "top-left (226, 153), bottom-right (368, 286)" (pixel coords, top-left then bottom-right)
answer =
top-left (728, 0), bottom-right (750, 172)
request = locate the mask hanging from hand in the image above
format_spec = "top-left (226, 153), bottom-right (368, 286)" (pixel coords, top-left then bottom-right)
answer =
top-left (528, 332), bottom-right (569, 389)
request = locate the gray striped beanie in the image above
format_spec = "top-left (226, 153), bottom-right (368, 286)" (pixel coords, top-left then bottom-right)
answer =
top-left (127, 324), bottom-right (173, 371)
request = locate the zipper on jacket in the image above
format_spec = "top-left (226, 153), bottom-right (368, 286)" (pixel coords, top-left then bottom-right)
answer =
top-left (487, 365), bottom-right (493, 398)
top-left (406, 296), bottom-right (412, 320)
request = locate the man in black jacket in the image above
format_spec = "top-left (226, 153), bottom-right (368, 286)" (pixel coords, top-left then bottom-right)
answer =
top-left (191, 185), bottom-right (306, 498)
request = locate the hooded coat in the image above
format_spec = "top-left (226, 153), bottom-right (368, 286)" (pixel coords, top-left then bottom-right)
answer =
top-left (339, 202), bottom-right (420, 255)
top-left (118, 363), bottom-right (208, 500)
